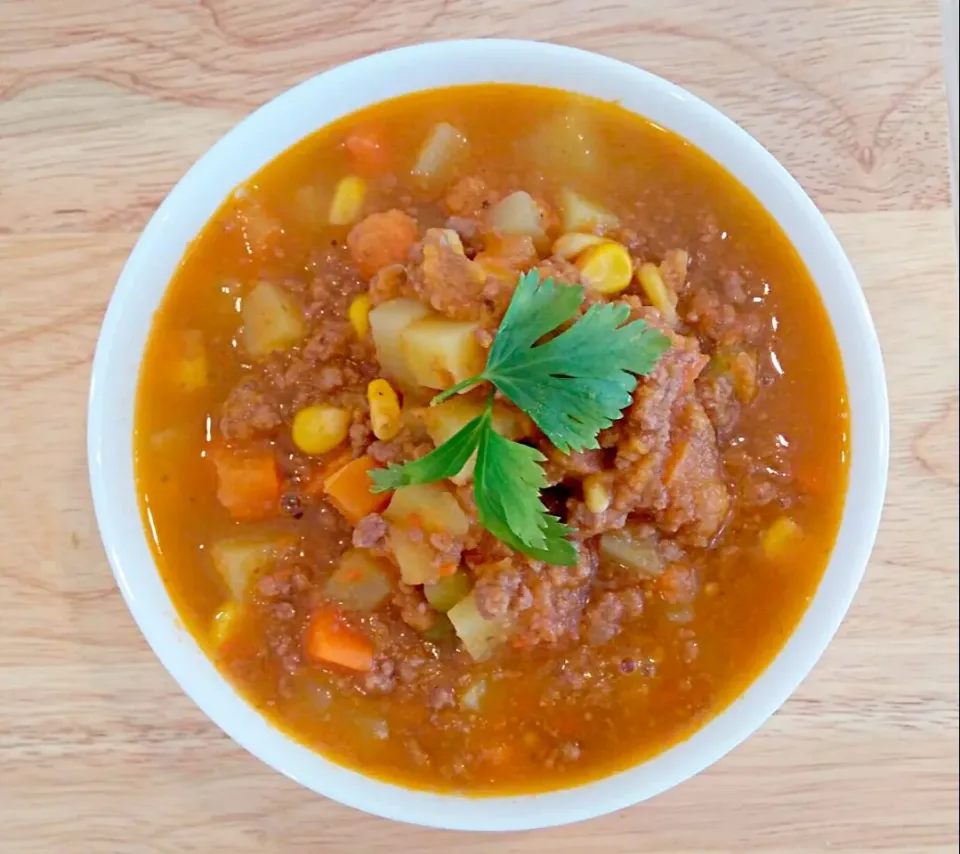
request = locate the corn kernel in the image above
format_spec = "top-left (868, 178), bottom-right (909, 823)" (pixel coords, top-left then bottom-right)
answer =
top-left (583, 473), bottom-right (612, 514)
top-left (368, 378), bottom-right (401, 441)
top-left (210, 600), bottom-right (241, 648)
top-left (762, 516), bottom-right (802, 558)
top-left (576, 242), bottom-right (633, 295)
top-left (328, 175), bottom-right (367, 226)
top-left (348, 293), bottom-right (372, 339)
top-left (551, 232), bottom-right (608, 261)
top-left (637, 262), bottom-right (678, 325)
top-left (291, 404), bottom-right (351, 455)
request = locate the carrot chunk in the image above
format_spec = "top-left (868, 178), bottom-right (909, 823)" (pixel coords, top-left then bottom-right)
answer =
top-left (305, 607), bottom-right (374, 672)
top-left (323, 455), bottom-right (391, 524)
top-left (345, 126), bottom-right (389, 174)
top-left (213, 449), bottom-right (281, 520)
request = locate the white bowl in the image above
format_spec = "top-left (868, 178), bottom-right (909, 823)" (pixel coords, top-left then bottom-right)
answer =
top-left (87, 39), bottom-right (889, 831)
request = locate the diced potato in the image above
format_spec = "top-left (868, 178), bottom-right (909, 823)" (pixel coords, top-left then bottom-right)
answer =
top-left (448, 591), bottom-right (509, 661)
top-left (172, 330), bottom-right (208, 391)
top-left (762, 516), bottom-right (802, 557)
top-left (576, 242), bottom-right (633, 295)
top-left (383, 483), bottom-right (469, 537)
top-left (412, 122), bottom-right (468, 180)
top-left (599, 528), bottom-right (663, 578)
top-left (210, 533), bottom-right (295, 597)
top-left (292, 184), bottom-right (325, 229)
top-left (636, 262), bottom-right (678, 325)
top-left (583, 473), bottom-right (612, 514)
top-left (291, 405), bottom-right (351, 455)
top-left (558, 187), bottom-right (619, 233)
top-left (242, 282), bottom-right (306, 358)
top-left (459, 676), bottom-right (487, 711)
top-left (401, 317), bottom-right (485, 390)
top-left (369, 298), bottom-right (432, 386)
top-left (324, 549), bottom-right (393, 612)
top-left (487, 191), bottom-right (546, 244)
top-left (328, 176), bottom-right (367, 226)
top-left (552, 232), bottom-right (609, 261)
top-left (424, 570), bottom-right (472, 612)
top-left (527, 109), bottom-right (599, 174)
top-left (386, 525), bottom-right (439, 586)
top-left (210, 600), bottom-right (243, 648)
top-left (421, 396), bottom-right (532, 485)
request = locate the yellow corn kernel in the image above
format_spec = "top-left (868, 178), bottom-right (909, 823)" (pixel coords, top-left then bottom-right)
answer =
top-left (368, 378), bottom-right (401, 441)
top-left (328, 176), bottom-right (367, 226)
top-left (348, 293), bottom-right (372, 339)
top-left (551, 232), bottom-right (609, 261)
top-left (583, 473), bottom-right (612, 514)
top-left (210, 600), bottom-right (242, 648)
top-left (637, 262), bottom-right (678, 325)
top-left (291, 404), bottom-right (351, 455)
top-left (762, 516), bottom-right (802, 558)
top-left (576, 242), bottom-right (633, 295)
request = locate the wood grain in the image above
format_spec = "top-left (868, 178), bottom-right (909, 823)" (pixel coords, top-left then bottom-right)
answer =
top-left (0, 1), bottom-right (956, 851)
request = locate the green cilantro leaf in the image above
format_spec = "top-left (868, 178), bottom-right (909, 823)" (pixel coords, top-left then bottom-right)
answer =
top-left (436, 271), bottom-right (671, 453)
top-left (369, 415), bottom-right (484, 492)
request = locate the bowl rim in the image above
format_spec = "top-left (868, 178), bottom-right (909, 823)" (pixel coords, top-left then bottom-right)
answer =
top-left (87, 38), bottom-right (889, 831)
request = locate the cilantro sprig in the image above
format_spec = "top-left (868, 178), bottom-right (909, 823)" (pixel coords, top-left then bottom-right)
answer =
top-left (370, 271), bottom-right (670, 565)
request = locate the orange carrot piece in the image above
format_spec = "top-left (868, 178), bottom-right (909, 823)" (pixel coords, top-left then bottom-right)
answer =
top-left (213, 449), bottom-right (281, 520)
top-left (303, 450), bottom-right (355, 498)
top-left (305, 607), bottom-right (374, 672)
top-left (345, 126), bottom-right (389, 174)
top-left (323, 455), bottom-right (391, 524)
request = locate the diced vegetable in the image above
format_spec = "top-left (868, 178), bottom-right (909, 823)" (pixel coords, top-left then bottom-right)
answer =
top-left (291, 405), bottom-right (351, 456)
top-left (383, 483), bottom-right (470, 537)
top-left (347, 210), bottom-right (419, 277)
top-left (636, 262), bottom-right (678, 325)
top-left (323, 455), bottom-right (391, 524)
top-left (583, 472), bottom-right (613, 514)
top-left (421, 396), bottom-right (532, 485)
top-left (386, 526), bottom-right (439, 586)
top-left (345, 126), bottom-right (388, 174)
top-left (235, 199), bottom-right (284, 254)
top-left (242, 282), bottom-right (306, 358)
top-left (367, 379), bottom-right (401, 441)
top-left (292, 185), bottom-right (325, 229)
top-left (558, 187), bottom-right (619, 233)
top-left (412, 122), bottom-right (468, 180)
top-left (460, 676), bottom-right (487, 711)
top-left (599, 528), bottom-right (663, 577)
top-left (210, 532), bottom-right (294, 597)
top-left (172, 330), bottom-right (208, 391)
top-left (424, 570), bottom-right (472, 612)
top-left (210, 600), bottom-right (243, 647)
top-left (576, 242), bottom-right (633, 295)
top-left (762, 516), bottom-right (801, 557)
top-left (527, 109), bottom-right (599, 174)
top-left (708, 347), bottom-right (759, 403)
top-left (487, 191), bottom-right (546, 244)
top-left (213, 449), bottom-right (281, 521)
top-left (448, 591), bottom-right (509, 661)
top-left (551, 232), bottom-right (608, 261)
top-left (348, 293), bottom-right (372, 339)
top-left (400, 316), bottom-right (485, 390)
top-left (305, 607), bottom-right (374, 672)
top-left (328, 176), bottom-right (367, 226)
top-left (324, 549), bottom-right (393, 612)
top-left (368, 298), bottom-right (432, 386)
top-left (422, 615), bottom-right (456, 642)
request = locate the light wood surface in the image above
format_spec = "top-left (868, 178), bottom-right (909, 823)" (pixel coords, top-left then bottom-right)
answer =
top-left (1, 1), bottom-right (957, 851)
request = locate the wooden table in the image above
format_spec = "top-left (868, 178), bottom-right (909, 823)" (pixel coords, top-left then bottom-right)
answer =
top-left (1, 1), bottom-right (957, 851)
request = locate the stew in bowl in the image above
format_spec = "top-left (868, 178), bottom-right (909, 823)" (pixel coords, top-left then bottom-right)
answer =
top-left (89, 40), bottom-right (887, 830)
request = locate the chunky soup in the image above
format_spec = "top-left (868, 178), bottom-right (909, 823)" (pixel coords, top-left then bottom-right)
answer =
top-left (135, 84), bottom-right (848, 794)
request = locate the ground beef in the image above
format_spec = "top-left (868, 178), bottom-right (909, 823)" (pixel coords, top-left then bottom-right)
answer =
top-left (429, 685), bottom-right (456, 710)
top-left (392, 584), bottom-right (436, 632)
top-left (347, 209), bottom-right (418, 277)
top-left (352, 514), bottom-right (388, 550)
top-left (583, 589), bottom-right (645, 644)
top-left (220, 378), bottom-right (283, 440)
top-left (364, 658), bottom-right (396, 694)
top-left (444, 176), bottom-right (499, 217)
top-left (412, 228), bottom-right (489, 322)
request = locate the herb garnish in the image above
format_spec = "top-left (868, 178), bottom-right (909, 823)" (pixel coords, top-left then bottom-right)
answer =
top-left (370, 271), bottom-right (670, 564)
